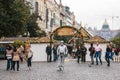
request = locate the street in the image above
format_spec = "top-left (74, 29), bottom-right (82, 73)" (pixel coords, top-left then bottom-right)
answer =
top-left (0, 60), bottom-right (120, 80)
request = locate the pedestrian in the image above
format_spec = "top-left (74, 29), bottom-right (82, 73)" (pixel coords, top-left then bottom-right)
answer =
top-left (53, 44), bottom-right (58, 62)
top-left (72, 46), bottom-right (77, 58)
top-left (67, 43), bottom-right (73, 56)
top-left (46, 44), bottom-right (52, 62)
top-left (81, 44), bottom-right (87, 62)
top-left (76, 46), bottom-right (81, 63)
top-left (20, 45), bottom-right (24, 63)
top-left (17, 45), bottom-right (24, 63)
top-left (26, 45), bottom-right (33, 70)
top-left (105, 45), bottom-right (111, 67)
top-left (110, 47), bottom-right (115, 60)
top-left (6, 44), bottom-right (13, 71)
top-left (57, 41), bottom-right (68, 71)
top-left (95, 42), bottom-right (102, 65)
top-left (89, 43), bottom-right (95, 65)
top-left (12, 46), bottom-right (20, 71)
top-left (25, 40), bottom-right (30, 59)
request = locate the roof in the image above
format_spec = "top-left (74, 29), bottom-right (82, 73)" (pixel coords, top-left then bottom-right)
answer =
top-left (68, 26), bottom-right (93, 43)
top-left (30, 37), bottom-right (50, 43)
top-left (0, 37), bottom-right (57, 43)
top-left (79, 27), bottom-right (93, 38)
top-left (0, 37), bottom-right (28, 42)
top-left (87, 35), bottom-right (108, 43)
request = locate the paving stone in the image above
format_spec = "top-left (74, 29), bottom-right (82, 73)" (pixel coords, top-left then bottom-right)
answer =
top-left (0, 60), bottom-right (120, 80)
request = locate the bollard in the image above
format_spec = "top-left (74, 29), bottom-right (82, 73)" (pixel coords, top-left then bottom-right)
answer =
top-left (113, 56), bottom-right (120, 62)
top-left (114, 56), bottom-right (117, 62)
top-left (118, 56), bottom-right (120, 62)
top-left (114, 57), bottom-right (116, 62)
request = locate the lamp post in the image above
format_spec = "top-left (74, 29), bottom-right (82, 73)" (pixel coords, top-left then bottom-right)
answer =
top-left (49, 8), bottom-right (54, 61)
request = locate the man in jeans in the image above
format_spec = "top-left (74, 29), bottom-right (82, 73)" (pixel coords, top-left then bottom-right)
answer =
top-left (57, 41), bottom-right (68, 71)
top-left (95, 42), bottom-right (102, 65)
top-left (6, 44), bottom-right (13, 71)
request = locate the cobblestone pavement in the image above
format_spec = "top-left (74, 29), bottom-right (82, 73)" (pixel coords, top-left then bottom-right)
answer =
top-left (0, 60), bottom-right (120, 80)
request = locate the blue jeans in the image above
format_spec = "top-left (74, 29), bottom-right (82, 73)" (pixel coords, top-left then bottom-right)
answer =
top-left (105, 52), bottom-right (110, 66)
top-left (6, 59), bottom-right (12, 70)
top-left (53, 53), bottom-right (58, 62)
top-left (110, 52), bottom-right (114, 60)
top-left (95, 51), bottom-right (102, 65)
top-left (27, 57), bottom-right (32, 67)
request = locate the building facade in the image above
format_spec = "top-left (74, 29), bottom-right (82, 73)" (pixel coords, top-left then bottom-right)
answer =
top-left (25, 0), bottom-right (76, 34)
top-left (87, 19), bottom-right (120, 41)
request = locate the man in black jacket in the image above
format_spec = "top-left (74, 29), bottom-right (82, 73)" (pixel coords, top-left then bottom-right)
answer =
top-left (81, 44), bottom-right (87, 62)
top-left (46, 44), bottom-right (52, 62)
top-left (76, 46), bottom-right (81, 63)
top-left (89, 43), bottom-right (95, 65)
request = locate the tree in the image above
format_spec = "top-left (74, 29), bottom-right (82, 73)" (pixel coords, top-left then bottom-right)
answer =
top-left (25, 13), bottom-right (46, 37)
top-left (0, 0), bottom-right (30, 37)
top-left (111, 37), bottom-right (120, 47)
top-left (115, 32), bottom-right (120, 37)
top-left (0, 0), bottom-right (46, 37)
top-left (13, 40), bottom-right (25, 47)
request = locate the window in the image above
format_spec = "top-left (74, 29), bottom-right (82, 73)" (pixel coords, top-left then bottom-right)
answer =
top-left (35, 2), bottom-right (38, 14)
top-left (53, 13), bottom-right (56, 25)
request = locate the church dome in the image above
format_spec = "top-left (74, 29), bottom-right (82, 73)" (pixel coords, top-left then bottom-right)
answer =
top-left (102, 19), bottom-right (110, 30)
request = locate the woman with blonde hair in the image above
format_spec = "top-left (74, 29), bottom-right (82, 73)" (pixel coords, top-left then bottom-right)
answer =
top-left (26, 45), bottom-right (33, 70)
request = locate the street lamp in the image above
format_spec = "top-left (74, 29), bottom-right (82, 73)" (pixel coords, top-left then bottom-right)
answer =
top-left (49, 17), bottom-right (53, 62)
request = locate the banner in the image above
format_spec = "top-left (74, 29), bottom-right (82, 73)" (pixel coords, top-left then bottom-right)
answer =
top-left (57, 28), bottom-right (75, 36)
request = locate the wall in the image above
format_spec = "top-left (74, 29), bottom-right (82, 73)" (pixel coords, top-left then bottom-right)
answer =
top-left (31, 43), bottom-right (107, 62)
top-left (31, 43), bottom-right (47, 62)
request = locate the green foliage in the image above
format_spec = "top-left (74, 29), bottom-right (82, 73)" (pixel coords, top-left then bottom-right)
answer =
top-left (13, 40), bottom-right (25, 47)
top-left (111, 37), bottom-right (120, 47)
top-left (25, 13), bottom-right (46, 37)
top-left (0, 0), bottom-right (30, 37)
top-left (115, 32), bottom-right (120, 37)
top-left (53, 32), bottom-right (72, 43)
top-left (0, 0), bottom-right (46, 37)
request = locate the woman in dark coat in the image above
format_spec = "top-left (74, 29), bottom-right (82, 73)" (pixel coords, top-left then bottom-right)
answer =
top-left (81, 44), bottom-right (87, 62)
top-left (76, 46), bottom-right (81, 63)
top-left (105, 45), bottom-right (111, 67)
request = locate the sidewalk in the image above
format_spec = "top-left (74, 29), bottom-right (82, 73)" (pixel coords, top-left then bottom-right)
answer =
top-left (0, 60), bottom-right (120, 80)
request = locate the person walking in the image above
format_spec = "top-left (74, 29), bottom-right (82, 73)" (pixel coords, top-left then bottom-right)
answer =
top-left (76, 46), bottom-right (81, 63)
top-left (105, 45), bottom-right (111, 67)
top-left (81, 44), bottom-right (87, 62)
top-left (12, 46), bottom-right (20, 71)
top-left (46, 44), bottom-right (52, 62)
top-left (110, 47), bottom-right (115, 60)
top-left (89, 43), bottom-right (95, 65)
top-left (53, 44), bottom-right (58, 62)
top-left (26, 45), bottom-right (33, 70)
top-left (6, 44), bottom-right (13, 71)
top-left (19, 45), bottom-right (24, 63)
top-left (95, 42), bottom-right (102, 65)
top-left (57, 41), bottom-right (68, 71)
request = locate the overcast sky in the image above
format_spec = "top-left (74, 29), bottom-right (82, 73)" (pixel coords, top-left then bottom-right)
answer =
top-left (60, 0), bottom-right (120, 30)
